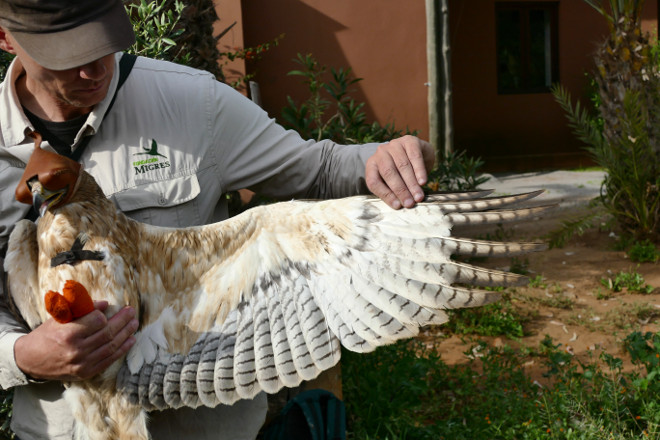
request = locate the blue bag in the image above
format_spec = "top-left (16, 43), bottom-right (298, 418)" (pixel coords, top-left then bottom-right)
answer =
top-left (262, 389), bottom-right (346, 440)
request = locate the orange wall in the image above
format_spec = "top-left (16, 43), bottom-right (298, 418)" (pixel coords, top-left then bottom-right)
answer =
top-left (240, 0), bottom-right (430, 140)
top-left (214, 0), bottom-right (248, 94)
top-left (235, 0), bottom-right (657, 171)
top-left (449, 0), bottom-right (658, 171)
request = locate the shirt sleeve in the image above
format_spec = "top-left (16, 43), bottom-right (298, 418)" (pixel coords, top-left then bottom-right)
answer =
top-left (0, 260), bottom-right (30, 389)
top-left (0, 161), bottom-right (32, 389)
top-left (207, 80), bottom-right (380, 200)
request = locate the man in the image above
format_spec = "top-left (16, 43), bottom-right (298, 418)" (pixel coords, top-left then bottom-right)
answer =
top-left (0, 0), bottom-right (434, 438)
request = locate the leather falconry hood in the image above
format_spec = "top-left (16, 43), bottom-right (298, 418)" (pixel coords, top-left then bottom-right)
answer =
top-left (15, 132), bottom-right (82, 209)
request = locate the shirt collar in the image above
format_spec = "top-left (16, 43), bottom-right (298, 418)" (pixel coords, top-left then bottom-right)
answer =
top-left (0, 57), bottom-right (33, 150)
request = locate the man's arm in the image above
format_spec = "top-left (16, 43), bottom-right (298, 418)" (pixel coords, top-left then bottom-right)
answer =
top-left (206, 81), bottom-right (435, 204)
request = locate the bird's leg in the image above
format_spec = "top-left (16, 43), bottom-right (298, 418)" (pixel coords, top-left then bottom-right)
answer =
top-left (65, 381), bottom-right (149, 440)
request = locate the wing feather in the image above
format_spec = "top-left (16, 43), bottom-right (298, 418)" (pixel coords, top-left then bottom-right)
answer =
top-left (179, 332), bottom-right (208, 408)
top-left (290, 273), bottom-right (327, 379)
top-left (252, 288), bottom-right (279, 393)
top-left (137, 362), bottom-right (153, 407)
top-left (233, 300), bottom-right (258, 399)
top-left (196, 332), bottom-right (221, 407)
top-left (265, 279), bottom-right (298, 388)
top-left (147, 358), bottom-right (168, 410)
top-left (162, 354), bottom-right (185, 409)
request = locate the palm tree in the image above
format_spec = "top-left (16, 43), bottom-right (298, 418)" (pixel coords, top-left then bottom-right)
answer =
top-left (555, 0), bottom-right (660, 239)
top-left (586, 0), bottom-right (660, 154)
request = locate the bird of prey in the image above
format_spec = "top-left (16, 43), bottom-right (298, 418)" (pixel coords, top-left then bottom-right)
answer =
top-left (5, 133), bottom-right (548, 440)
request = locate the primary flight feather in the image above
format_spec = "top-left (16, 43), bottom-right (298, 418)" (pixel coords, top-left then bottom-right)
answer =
top-left (5, 134), bottom-right (549, 440)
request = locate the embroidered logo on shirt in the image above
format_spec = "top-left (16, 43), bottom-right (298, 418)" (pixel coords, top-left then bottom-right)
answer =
top-left (132, 139), bottom-right (171, 175)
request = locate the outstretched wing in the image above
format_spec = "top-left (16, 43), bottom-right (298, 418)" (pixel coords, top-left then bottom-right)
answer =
top-left (118, 190), bottom-right (549, 410)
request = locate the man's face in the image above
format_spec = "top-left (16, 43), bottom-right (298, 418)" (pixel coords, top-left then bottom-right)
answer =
top-left (0, 28), bottom-right (115, 117)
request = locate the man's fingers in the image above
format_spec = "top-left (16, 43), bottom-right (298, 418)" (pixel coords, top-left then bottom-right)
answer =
top-left (69, 309), bottom-right (109, 338)
top-left (366, 159), bottom-right (403, 209)
top-left (380, 159), bottom-right (418, 208)
top-left (389, 140), bottom-right (426, 202)
top-left (403, 138), bottom-right (432, 186)
top-left (85, 306), bottom-right (136, 345)
top-left (79, 306), bottom-right (138, 377)
top-left (88, 333), bottom-right (136, 375)
top-left (93, 300), bottom-right (109, 311)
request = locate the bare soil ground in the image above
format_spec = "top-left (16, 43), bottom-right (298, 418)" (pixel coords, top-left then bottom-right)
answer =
top-left (429, 205), bottom-right (660, 381)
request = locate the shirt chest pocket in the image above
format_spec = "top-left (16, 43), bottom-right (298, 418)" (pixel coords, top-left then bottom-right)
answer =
top-left (110, 174), bottom-right (202, 227)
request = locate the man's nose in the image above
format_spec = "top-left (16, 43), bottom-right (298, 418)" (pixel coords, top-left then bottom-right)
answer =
top-left (79, 59), bottom-right (107, 81)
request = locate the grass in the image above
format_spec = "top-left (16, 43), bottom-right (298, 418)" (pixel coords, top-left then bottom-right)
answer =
top-left (596, 287), bottom-right (615, 300)
top-left (604, 302), bottom-right (660, 331)
top-left (529, 275), bottom-right (549, 289)
top-left (343, 333), bottom-right (660, 440)
top-left (446, 294), bottom-right (526, 339)
top-left (537, 293), bottom-right (576, 310)
top-left (519, 276), bottom-right (576, 310)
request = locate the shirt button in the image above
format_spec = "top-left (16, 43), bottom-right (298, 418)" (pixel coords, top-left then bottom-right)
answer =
top-left (158, 194), bottom-right (167, 205)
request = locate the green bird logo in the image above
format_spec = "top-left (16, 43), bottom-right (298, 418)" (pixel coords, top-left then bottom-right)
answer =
top-left (134, 139), bottom-right (167, 158)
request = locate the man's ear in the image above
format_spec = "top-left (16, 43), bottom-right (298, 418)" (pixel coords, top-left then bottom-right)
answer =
top-left (0, 27), bottom-right (16, 54)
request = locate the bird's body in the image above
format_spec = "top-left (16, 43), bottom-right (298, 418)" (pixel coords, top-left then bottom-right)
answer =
top-left (5, 142), bottom-right (549, 440)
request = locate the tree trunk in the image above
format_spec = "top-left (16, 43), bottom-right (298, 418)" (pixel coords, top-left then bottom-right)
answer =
top-left (426, 0), bottom-right (453, 161)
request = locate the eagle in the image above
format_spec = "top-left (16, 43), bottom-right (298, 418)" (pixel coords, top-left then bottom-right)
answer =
top-left (5, 133), bottom-right (548, 440)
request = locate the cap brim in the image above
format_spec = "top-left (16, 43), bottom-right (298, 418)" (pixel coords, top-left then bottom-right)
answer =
top-left (10, 1), bottom-right (135, 71)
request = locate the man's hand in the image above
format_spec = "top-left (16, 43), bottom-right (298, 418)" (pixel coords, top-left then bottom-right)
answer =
top-left (365, 135), bottom-right (436, 209)
top-left (14, 302), bottom-right (138, 381)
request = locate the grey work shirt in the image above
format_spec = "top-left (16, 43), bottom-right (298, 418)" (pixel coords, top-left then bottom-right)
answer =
top-left (0, 53), bottom-right (378, 439)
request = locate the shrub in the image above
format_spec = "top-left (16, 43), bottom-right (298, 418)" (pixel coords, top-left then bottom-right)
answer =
top-left (0, 52), bottom-right (13, 83)
top-left (0, 389), bottom-right (12, 439)
top-left (126, 0), bottom-right (190, 64)
top-left (628, 239), bottom-right (660, 263)
top-left (127, 0), bottom-right (281, 85)
top-left (281, 53), bottom-right (416, 145)
top-left (426, 149), bottom-right (490, 192)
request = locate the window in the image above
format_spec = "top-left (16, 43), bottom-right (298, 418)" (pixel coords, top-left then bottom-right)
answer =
top-left (496, 2), bottom-right (559, 94)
